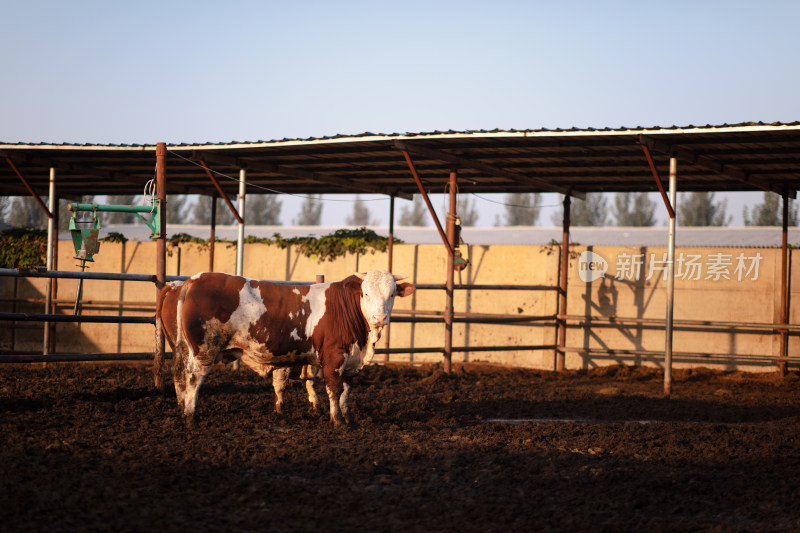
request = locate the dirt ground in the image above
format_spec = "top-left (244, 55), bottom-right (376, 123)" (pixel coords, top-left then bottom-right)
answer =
top-left (1, 361), bottom-right (799, 533)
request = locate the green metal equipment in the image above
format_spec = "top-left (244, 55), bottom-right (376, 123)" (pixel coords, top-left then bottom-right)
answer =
top-left (67, 200), bottom-right (161, 313)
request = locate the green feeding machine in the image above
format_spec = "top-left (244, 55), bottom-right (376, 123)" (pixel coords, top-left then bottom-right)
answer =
top-left (68, 200), bottom-right (162, 261)
top-left (67, 199), bottom-right (161, 313)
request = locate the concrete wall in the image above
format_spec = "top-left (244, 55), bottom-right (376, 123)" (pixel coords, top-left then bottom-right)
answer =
top-left (2, 239), bottom-right (796, 371)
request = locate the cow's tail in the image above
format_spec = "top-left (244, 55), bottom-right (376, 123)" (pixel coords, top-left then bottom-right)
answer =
top-left (153, 284), bottom-right (172, 392)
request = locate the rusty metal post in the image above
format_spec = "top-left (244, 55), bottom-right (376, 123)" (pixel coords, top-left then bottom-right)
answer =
top-left (155, 143), bottom-right (167, 376)
top-left (384, 196), bottom-right (395, 363)
top-left (402, 150), bottom-right (454, 257)
top-left (664, 157), bottom-right (677, 397)
top-left (779, 189), bottom-right (789, 375)
top-left (388, 195), bottom-right (395, 273)
top-left (556, 195), bottom-right (571, 371)
top-left (209, 194), bottom-right (217, 272)
top-left (43, 168), bottom-right (56, 356)
top-left (443, 170), bottom-right (457, 373)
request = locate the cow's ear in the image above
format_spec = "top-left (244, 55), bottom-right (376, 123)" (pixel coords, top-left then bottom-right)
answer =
top-left (396, 282), bottom-right (416, 297)
top-left (353, 272), bottom-right (366, 280)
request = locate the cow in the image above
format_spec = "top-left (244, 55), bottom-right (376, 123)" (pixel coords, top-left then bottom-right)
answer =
top-left (153, 281), bottom-right (321, 416)
top-left (153, 270), bottom-right (415, 426)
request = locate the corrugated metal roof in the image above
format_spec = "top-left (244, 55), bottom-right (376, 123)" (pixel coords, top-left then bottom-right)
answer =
top-left (3, 122), bottom-right (800, 200)
top-left (71, 224), bottom-right (800, 248)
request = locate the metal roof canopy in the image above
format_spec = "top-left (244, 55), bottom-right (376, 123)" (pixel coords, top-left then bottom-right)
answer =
top-left (1, 122), bottom-right (796, 382)
top-left (1, 122), bottom-right (799, 199)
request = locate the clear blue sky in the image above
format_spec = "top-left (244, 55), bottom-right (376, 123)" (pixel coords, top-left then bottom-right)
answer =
top-left (2, 1), bottom-right (798, 226)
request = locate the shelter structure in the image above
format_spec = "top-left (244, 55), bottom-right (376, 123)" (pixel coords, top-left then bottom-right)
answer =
top-left (2, 122), bottom-right (799, 390)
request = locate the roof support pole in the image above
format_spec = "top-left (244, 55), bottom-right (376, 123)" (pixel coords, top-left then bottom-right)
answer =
top-left (198, 160), bottom-right (243, 224)
top-left (443, 169), bottom-right (457, 374)
top-left (779, 189), bottom-right (789, 375)
top-left (208, 194), bottom-right (217, 272)
top-left (236, 168), bottom-right (246, 277)
top-left (556, 194), bottom-right (570, 372)
top-left (402, 150), bottom-right (455, 257)
top-left (664, 157), bottom-right (677, 397)
top-left (43, 168), bottom-right (56, 357)
top-left (232, 168), bottom-right (246, 373)
top-left (154, 143), bottom-right (167, 391)
top-left (5, 157), bottom-right (52, 219)
top-left (642, 144), bottom-right (675, 218)
top-left (384, 196), bottom-right (395, 364)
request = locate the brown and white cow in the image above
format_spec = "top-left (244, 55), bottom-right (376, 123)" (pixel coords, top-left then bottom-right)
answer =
top-left (154, 270), bottom-right (415, 426)
top-left (153, 281), bottom-right (320, 416)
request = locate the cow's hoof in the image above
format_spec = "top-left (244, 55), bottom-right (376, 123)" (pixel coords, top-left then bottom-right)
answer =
top-left (183, 415), bottom-right (196, 429)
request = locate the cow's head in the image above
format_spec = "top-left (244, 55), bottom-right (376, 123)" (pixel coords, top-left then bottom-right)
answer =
top-left (354, 270), bottom-right (415, 330)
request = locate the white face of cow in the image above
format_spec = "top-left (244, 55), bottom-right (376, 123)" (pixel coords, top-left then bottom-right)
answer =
top-left (355, 270), bottom-right (415, 330)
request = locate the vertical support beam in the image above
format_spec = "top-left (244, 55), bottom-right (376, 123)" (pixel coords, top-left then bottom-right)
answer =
top-left (665, 157), bottom-right (678, 397)
top-left (388, 196), bottom-right (395, 273)
top-left (209, 194), bottom-right (217, 272)
top-left (779, 189), bottom-right (789, 375)
top-left (155, 142), bottom-right (167, 374)
top-left (50, 197), bottom-right (59, 353)
top-left (556, 195), bottom-right (571, 371)
top-left (43, 168), bottom-right (56, 356)
top-left (236, 168), bottom-right (246, 276)
top-left (384, 196), bottom-right (395, 364)
top-left (443, 169), bottom-right (457, 373)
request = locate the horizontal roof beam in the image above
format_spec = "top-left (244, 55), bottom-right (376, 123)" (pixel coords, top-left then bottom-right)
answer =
top-left (640, 136), bottom-right (795, 197)
top-left (0, 149), bottom-right (142, 186)
top-left (393, 140), bottom-right (585, 199)
top-left (190, 150), bottom-right (411, 199)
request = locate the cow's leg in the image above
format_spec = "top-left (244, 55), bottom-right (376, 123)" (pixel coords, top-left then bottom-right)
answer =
top-left (338, 376), bottom-right (354, 424)
top-left (323, 365), bottom-right (345, 426)
top-left (172, 339), bottom-right (191, 414)
top-left (305, 377), bottom-right (320, 415)
top-left (300, 365), bottom-right (320, 415)
top-left (180, 355), bottom-right (212, 426)
top-left (272, 367), bottom-right (290, 415)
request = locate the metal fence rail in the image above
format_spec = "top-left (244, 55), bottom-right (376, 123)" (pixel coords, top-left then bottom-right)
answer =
top-left (0, 267), bottom-right (793, 367)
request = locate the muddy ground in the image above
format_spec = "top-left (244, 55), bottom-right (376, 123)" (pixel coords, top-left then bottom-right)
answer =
top-left (1, 361), bottom-right (799, 532)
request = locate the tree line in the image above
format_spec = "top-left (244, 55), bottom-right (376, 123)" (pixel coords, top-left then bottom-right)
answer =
top-left (1, 191), bottom-right (796, 229)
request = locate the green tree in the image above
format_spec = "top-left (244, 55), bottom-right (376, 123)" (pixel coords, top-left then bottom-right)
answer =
top-left (613, 192), bottom-right (658, 226)
top-left (294, 194), bottom-right (323, 225)
top-left (495, 192), bottom-right (540, 226)
top-left (551, 193), bottom-right (608, 226)
top-left (679, 192), bottom-right (730, 226)
top-left (0, 196), bottom-right (10, 223)
top-left (457, 195), bottom-right (479, 226)
top-left (246, 194), bottom-right (283, 225)
top-left (190, 195), bottom-right (238, 225)
top-left (398, 195), bottom-right (429, 226)
top-left (743, 192), bottom-right (798, 226)
top-left (9, 195), bottom-right (94, 230)
top-left (165, 194), bottom-right (190, 224)
top-left (346, 195), bottom-right (376, 226)
top-left (104, 195), bottom-right (139, 224)
top-left (8, 196), bottom-right (50, 229)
